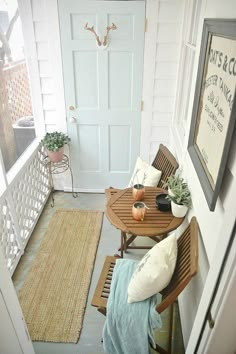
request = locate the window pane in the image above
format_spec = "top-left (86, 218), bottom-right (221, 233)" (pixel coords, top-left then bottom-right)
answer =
top-left (0, 1), bottom-right (35, 172)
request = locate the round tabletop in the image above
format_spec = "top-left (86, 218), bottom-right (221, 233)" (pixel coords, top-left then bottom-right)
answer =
top-left (105, 187), bottom-right (184, 237)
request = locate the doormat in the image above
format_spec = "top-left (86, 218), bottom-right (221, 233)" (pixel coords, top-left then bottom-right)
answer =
top-left (18, 209), bottom-right (103, 343)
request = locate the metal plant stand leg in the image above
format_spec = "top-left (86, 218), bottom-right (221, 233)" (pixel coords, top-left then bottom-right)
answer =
top-left (43, 154), bottom-right (78, 207)
top-left (68, 165), bottom-right (78, 198)
top-left (48, 164), bottom-right (55, 207)
top-left (51, 190), bottom-right (55, 208)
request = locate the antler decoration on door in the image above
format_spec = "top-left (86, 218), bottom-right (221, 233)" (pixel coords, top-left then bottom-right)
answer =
top-left (103, 23), bottom-right (117, 46)
top-left (84, 23), bottom-right (117, 47)
top-left (84, 23), bottom-right (102, 46)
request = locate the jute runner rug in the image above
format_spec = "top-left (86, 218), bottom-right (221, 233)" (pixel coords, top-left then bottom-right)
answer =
top-left (18, 209), bottom-right (103, 343)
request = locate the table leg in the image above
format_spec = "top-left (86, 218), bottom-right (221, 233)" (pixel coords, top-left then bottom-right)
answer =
top-left (120, 231), bottom-right (126, 258)
top-left (126, 235), bottom-right (136, 247)
top-left (123, 232), bottom-right (127, 253)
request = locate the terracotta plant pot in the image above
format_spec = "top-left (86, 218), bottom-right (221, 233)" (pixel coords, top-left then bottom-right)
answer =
top-left (132, 202), bottom-right (147, 221)
top-left (132, 184), bottom-right (145, 201)
top-left (47, 146), bottom-right (64, 162)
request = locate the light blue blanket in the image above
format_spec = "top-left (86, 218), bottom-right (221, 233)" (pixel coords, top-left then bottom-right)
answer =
top-left (103, 259), bottom-right (162, 354)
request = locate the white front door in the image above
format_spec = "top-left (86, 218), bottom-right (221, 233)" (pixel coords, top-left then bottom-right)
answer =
top-left (58, 0), bottom-right (145, 191)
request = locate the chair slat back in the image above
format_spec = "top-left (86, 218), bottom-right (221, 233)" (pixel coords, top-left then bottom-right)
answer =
top-left (156, 217), bottom-right (198, 313)
top-left (152, 144), bottom-right (179, 189)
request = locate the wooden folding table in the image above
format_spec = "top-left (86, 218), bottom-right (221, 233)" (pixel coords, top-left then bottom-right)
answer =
top-left (105, 187), bottom-right (184, 257)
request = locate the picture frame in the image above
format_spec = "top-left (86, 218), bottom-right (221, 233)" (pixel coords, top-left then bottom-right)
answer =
top-left (188, 19), bottom-right (236, 211)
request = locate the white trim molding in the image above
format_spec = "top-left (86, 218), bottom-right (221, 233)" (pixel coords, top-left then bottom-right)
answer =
top-left (18, 0), bottom-right (45, 137)
top-left (140, 0), bottom-right (159, 161)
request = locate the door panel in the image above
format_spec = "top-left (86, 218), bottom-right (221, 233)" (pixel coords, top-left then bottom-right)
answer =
top-left (108, 51), bottom-right (133, 109)
top-left (73, 51), bottom-right (99, 108)
top-left (78, 125), bottom-right (100, 171)
top-left (59, 0), bottom-right (145, 191)
top-left (109, 125), bottom-right (131, 171)
top-left (71, 14), bottom-right (98, 40)
top-left (108, 14), bottom-right (134, 40)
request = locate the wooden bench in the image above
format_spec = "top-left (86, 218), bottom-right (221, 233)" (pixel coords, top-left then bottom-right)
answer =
top-left (91, 217), bottom-right (198, 354)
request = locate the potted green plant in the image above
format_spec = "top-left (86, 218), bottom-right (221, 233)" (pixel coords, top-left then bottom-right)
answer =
top-left (166, 184), bottom-right (192, 218)
top-left (162, 174), bottom-right (187, 196)
top-left (41, 131), bottom-right (71, 162)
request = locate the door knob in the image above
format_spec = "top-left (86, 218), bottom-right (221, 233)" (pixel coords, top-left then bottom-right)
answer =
top-left (69, 117), bottom-right (77, 123)
top-left (69, 105), bottom-right (75, 111)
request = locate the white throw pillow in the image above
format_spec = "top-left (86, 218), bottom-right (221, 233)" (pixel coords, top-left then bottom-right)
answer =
top-left (128, 157), bottom-right (162, 187)
top-left (127, 233), bottom-right (177, 303)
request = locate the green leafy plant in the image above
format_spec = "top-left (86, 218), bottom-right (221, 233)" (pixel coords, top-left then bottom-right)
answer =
top-left (41, 131), bottom-right (71, 152)
top-left (162, 174), bottom-right (187, 190)
top-left (166, 184), bottom-right (192, 208)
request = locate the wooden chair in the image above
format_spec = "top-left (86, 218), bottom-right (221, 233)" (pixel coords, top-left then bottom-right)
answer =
top-left (109, 144), bottom-right (178, 190)
top-left (152, 144), bottom-right (179, 189)
top-left (107, 144), bottom-right (179, 254)
top-left (91, 217), bottom-right (198, 354)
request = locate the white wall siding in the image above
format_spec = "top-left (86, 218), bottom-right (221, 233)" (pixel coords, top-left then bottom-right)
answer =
top-left (40, 78), bottom-right (53, 94)
top-left (31, 0), bottom-right (45, 20)
top-left (153, 0), bottom-right (183, 154)
top-left (155, 62), bottom-right (178, 79)
top-left (141, 0), bottom-right (184, 163)
top-left (31, 0), bottom-right (66, 135)
top-left (154, 79), bottom-right (176, 97)
top-left (31, 0), bottom-right (53, 133)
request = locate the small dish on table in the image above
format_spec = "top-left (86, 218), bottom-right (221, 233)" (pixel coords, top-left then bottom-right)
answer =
top-left (156, 193), bottom-right (171, 212)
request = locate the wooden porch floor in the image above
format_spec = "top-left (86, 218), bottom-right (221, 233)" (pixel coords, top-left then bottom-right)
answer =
top-left (13, 191), bottom-right (184, 354)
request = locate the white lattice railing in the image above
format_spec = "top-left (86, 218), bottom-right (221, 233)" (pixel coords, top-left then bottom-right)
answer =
top-left (0, 198), bottom-right (21, 271)
top-left (0, 146), bottom-right (50, 275)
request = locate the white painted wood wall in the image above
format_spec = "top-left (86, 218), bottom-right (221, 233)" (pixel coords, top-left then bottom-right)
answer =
top-left (170, 0), bottom-right (236, 350)
top-left (141, 0), bottom-right (184, 162)
top-left (21, 0), bottom-right (67, 135)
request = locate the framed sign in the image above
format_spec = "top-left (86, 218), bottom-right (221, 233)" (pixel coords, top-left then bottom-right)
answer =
top-left (188, 19), bottom-right (236, 211)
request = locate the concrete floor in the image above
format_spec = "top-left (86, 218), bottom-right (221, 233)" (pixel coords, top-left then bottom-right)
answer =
top-left (13, 191), bottom-right (184, 354)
